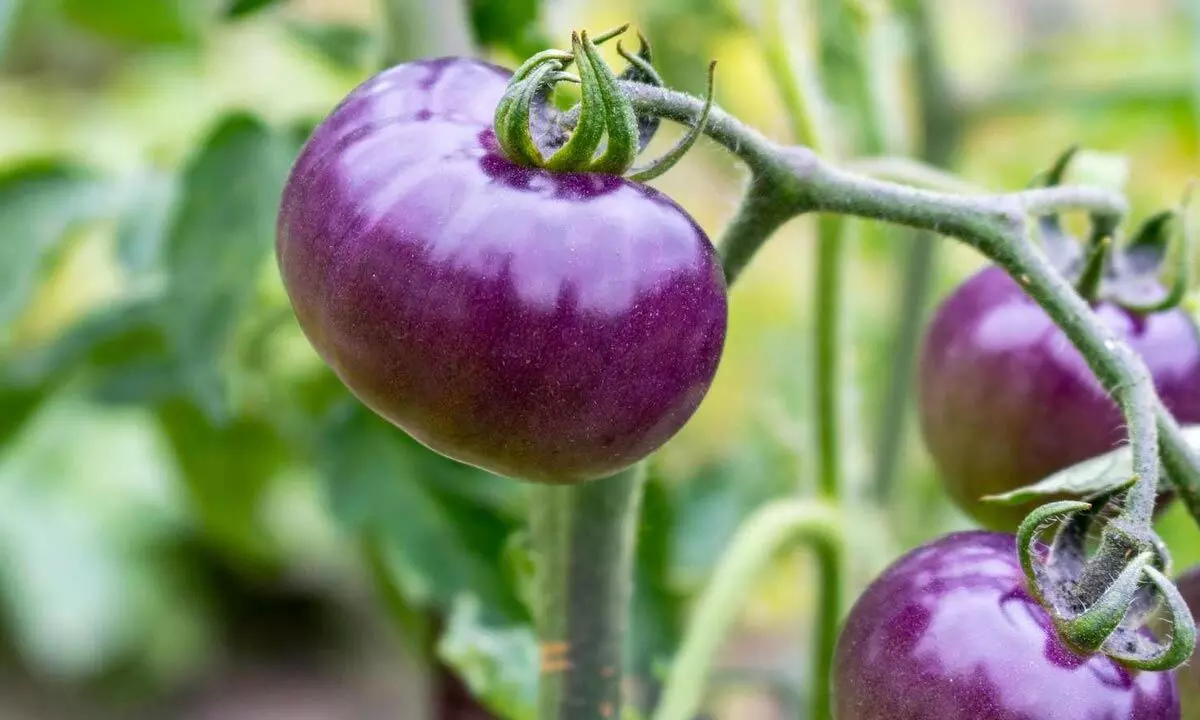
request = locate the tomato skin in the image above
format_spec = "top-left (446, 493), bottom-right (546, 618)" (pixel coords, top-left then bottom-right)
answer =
top-left (918, 266), bottom-right (1200, 529)
top-left (277, 58), bottom-right (728, 483)
top-left (834, 531), bottom-right (1179, 720)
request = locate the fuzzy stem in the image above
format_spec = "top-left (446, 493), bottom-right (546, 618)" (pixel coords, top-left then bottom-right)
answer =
top-left (529, 467), bottom-right (645, 720)
top-left (651, 500), bottom-right (842, 720)
top-left (614, 70), bottom-right (1200, 553)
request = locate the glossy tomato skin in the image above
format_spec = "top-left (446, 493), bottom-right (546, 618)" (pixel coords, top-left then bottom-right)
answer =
top-left (834, 531), bottom-right (1179, 720)
top-left (1174, 566), bottom-right (1200, 719)
top-left (919, 266), bottom-right (1200, 529)
top-left (277, 58), bottom-right (728, 483)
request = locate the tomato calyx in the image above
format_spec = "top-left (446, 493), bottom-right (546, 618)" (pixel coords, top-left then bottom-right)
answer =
top-left (1017, 497), bottom-right (1197, 671)
top-left (492, 25), bottom-right (715, 179)
top-left (1036, 146), bottom-right (1195, 313)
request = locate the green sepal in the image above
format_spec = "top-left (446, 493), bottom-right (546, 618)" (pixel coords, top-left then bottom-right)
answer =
top-left (628, 61), bottom-right (716, 183)
top-left (544, 32), bottom-right (606, 171)
top-left (581, 30), bottom-right (640, 175)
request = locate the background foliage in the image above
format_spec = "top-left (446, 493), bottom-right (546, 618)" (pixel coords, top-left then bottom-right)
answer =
top-left (0, 0), bottom-right (1197, 717)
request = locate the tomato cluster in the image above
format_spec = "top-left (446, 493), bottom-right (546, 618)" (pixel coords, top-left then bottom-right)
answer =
top-left (278, 53), bottom-right (1199, 720)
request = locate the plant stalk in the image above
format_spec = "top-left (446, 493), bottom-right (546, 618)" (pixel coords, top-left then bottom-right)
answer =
top-left (651, 499), bottom-right (842, 720)
top-left (756, 5), bottom-right (847, 717)
top-left (528, 466), bottom-right (645, 720)
top-left (872, 0), bottom-right (964, 502)
top-left (378, 0), bottom-right (472, 68)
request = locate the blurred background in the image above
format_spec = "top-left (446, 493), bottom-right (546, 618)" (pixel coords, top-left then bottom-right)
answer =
top-left (0, 0), bottom-right (1197, 718)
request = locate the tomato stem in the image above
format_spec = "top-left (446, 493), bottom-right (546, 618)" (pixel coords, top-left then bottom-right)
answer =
top-left (606, 70), bottom-right (1200, 669)
top-left (871, 0), bottom-right (963, 504)
top-left (651, 499), bottom-right (842, 720)
top-left (527, 466), bottom-right (644, 720)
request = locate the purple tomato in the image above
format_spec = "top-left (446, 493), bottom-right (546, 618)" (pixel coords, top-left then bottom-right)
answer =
top-left (1174, 566), bottom-right (1200, 719)
top-left (277, 58), bottom-right (728, 483)
top-left (919, 266), bottom-right (1200, 529)
top-left (834, 530), bottom-right (1179, 719)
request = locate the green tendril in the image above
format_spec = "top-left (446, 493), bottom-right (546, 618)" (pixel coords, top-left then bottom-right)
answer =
top-left (629, 61), bottom-right (717, 182)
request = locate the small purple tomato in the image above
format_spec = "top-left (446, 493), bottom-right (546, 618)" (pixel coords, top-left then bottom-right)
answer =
top-left (276, 58), bottom-right (728, 483)
top-left (1174, 566), bottom-right (1200, 719)
top-left (834, 531), bottom-right (1179, 719)
top-left (919, 266), bottom-right (1200, 529)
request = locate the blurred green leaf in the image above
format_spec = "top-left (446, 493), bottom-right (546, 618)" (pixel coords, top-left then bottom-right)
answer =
top-left (161, 113), bottom-right (291, 421)
top-left (320, 403), bottom-right (525, 620)
top-left (0, 386), bottom-right (43, 448)
top-left (114, 171), bottom-right (178, 275)
top-left (7, 294), bottom-right (164, 387)
top-left (437, 594), bottom-right (537, 720)
top-left (288, 21), bottom-right (375, 72)
top-left (466, 0), bottom-right (547, 59)
top-left (670, 437), bottom-right (793, 587)
top-left (59, 0), bottom-right (211, 46)
top-left (982, 426), bottom-right (1200, 505)
top-left (0, 161), bottom-right (105, 341)
top-left (156, 399), bottom-right (287, 559)
top-left (225, 0), bottom-right (287, 19)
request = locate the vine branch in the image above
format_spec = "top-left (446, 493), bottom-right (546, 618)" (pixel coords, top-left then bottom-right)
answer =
top-left (615, 77), bottom-right (1200, 668)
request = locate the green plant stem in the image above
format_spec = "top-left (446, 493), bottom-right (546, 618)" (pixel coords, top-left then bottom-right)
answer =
top-left (378, 0), bottom-right (472, 68)
top-left (813, 214), bottom-right (845, 502)
top-left (651, 499), bottom-right (842, 720)
top-left (755, 6), bottom-right (846, 717)
top-left (872, 0), bottom-right (964, 502)
top-left (528, 466), bottom-right (645, 720)
top-left (614, 69), bottom-right (1200, 596)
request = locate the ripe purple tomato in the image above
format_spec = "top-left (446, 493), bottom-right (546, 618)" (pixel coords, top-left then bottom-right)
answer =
top-left (1174, 566), bottom-right (1200, 719)
top-left (919, 266), bottom-right (1200, 529)
top-left (277, 58), bottom-right (728, 483)
top-left (834, 531), bottom-right (1179, 719)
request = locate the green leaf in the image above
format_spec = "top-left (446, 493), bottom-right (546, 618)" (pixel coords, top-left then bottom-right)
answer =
top-left (319, 403), bottom-right (525, 620)
top-left (114, 171), bottom-right (178, 275)
top-left (0, 161), bottom-right (105, 341)
top-left (59, 0), bottom-right (212, 46)
top-left (983, 425), bottom-right (1200, 505)
top-left (225, 0), bottom-right (287, 19)
top-left (7, 294), bottom-right (165, 387)
top-left (467, 0), bottom-right (547, 59)
top-left (671, 440), bottom-right (793, 587)
top-left (437, 595), bottom-right (537, 720)
top-left (161, 113), bottom-right (292, 420)
top-left (156, 399), bottom-right (287, 559)
top-left (287, 21), bottom-right (374, 71)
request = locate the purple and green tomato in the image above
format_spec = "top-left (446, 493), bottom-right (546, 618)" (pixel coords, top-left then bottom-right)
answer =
top-left (919, 266), bottom-right (1200, 529)
top-left (834, 530), bottom-right (1179, 719)
top-left (277, 58), bottom-right (728, 483)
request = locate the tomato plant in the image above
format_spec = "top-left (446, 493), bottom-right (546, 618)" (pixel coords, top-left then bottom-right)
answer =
top-left (277, 57), bottom-right (727, 484)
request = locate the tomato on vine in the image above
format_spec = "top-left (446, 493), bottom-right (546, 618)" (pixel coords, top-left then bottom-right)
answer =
top-left (276, 52), bottom-right (728, 484)
top-left (918, 166), bottom-right (1200, 530)
top-left (834, 531), bottom-right (1180, 719)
